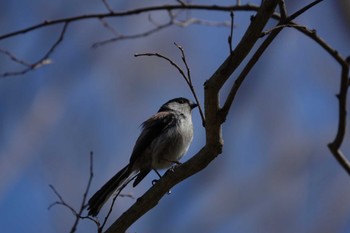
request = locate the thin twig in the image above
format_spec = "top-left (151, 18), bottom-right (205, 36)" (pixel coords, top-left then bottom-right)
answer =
top-left (0, 4), bottom-right (275, 76)
top-left (278, 0), bottom-right (287, 20)
top-left (98, 18), bottom-right (119, 36)
top-left (294, 25), bottom-right (345, 65)
top-left (93, 10), bottom-right (231, 49)
top-left (134, 44), bottom-right (205, 126)
top-left (70, 152), bottom-right (96, 233)
top-left (0, 4), bottom-right (266, 41)
top-left (287, 18), bottom-right (350, 174)
top-left (0, 22), bottom-right (69, 77)
top-left (175, 43), bottom-right (191, 84)
top-left (220, 23), bottom-right (283, 122)
top-left (176, 0), bottom-right (187, 6)
top-left (261, 0), bottom-right (323, 37)
top-left (0, 48), bottom-right (31, 67)
top-left (92, 21), bottom-right (172, 49)
top-left (48, 152), bottom-right (100, 232)
top-left (222, 0), bottom-right (324, 120)
top-left (260, 23), bottom-right (307, 37)
top-left (174, 18), bottom-right (231, 27)
top-left (134, 52), bottom-right (186, 79)
top-left (222, 0), bottom-right (350, 175)
top-left (286, 0), bottom-right (323, 22)
top-left (100, 175), bottom-right (137, 231)
top-left (174, 42), bottom-right (205, 126)
top-left (48, 185), bottom-right (79, 216)
top-left (228, 11), bottom-right (234, 54)
top-left (102, 0), bottom-right (114, 13)
top-left (93, 11), bottom-right (176, 49)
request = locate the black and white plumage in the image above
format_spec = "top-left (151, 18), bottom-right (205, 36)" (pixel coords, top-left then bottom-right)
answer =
top-left (87, 97), bottom-right (197, 216)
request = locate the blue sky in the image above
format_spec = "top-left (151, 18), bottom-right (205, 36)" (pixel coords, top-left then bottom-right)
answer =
top-left (1, 1), bottom-right (350, 233)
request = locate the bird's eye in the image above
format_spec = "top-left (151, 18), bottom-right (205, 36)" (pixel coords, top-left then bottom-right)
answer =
top-left (177, 99), bottom-right (185, 104)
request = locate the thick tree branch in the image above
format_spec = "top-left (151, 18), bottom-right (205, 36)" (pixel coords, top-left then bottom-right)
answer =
top-left (104, 1), bottom-right (279, 232)
top-left (220, 0), bottom-right (324, 122)
top-left (208, 0), bottom-right (279, 91)
top-left (105, 147), bottom-right (212, 233)
top-left (220, 26), bottom-right (282, 122)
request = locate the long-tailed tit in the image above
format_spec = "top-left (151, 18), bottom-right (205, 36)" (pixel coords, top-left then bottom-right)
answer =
top-left (87, 97), bottom-right (197, 216)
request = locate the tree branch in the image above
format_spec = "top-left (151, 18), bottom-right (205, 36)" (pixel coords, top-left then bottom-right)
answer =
top-left (101, 0), bottom-right (114, 13)
top-left (220, 24), bottom-right (282, 122)
top-left (49, 152), bottom-right (99, 232)
top-left (208, 0), bottom-right (279, 91)
top-left (4, 0), bottom-right (347, 232)
top-left (104, 1), bottom-right (280, 232)
top-left (0, 4), bottom-right (281, 78)
top-left (228, 11), bottom-right (234, 54)
top-left (92, 12), bottom-right (175, 49)
top-left (134, 43), bottom-right (205, 126)
top-left (0, 22), bottom-right (69, 77)
top-left (220, 0), bottom-right (325, 122)
top-left (105, 147), bottom-right (211, 233)
top-left (328, 61), bottom-right (350, 174)
top-left (0, 4), bottom-right (265, 41)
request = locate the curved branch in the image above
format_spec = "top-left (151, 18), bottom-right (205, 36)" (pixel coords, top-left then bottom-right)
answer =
top-left (207, 0), bottom-right (279, 91)
top-left (104, 1), bottom-right (280, 232)
top-left (221, 0), bottom-right (325, 121)
top-left (0, 22), bottom-right (69, 77)
top-left (105, 147), bottom-right (210, 233)
top-left (286, 24), bottom-right (350, 173)
top-left (0, 4), bottom-right (263, 41)
top-left (328, 62), bottom-right (350, 174)
top-left (134, 43), bottom-right (205, 126)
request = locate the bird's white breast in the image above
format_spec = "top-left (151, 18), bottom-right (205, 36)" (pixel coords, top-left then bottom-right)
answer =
top-left (151, 114), bottom-right (193, 169)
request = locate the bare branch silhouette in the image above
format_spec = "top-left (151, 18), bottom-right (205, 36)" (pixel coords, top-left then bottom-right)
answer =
top-left (135, 43), bottom-right (205, 126)
top-left (101, 0), bottom-right (114, 13)
top-left (98, 175), bottom-right (137, 232)
top-left (0, 48), bottom-right (31, 67)
top-left (228, 11), bottom-right (234, 54)
top-left (92, 10), bottom-right (231, 49)
top-left (92, 15), bottom-right (173, 49)
top-left (0, 4), bottom-right (264, 41)
top-left (49, 152), bottom-right (99, 232)
top-left (105, 0), bottom-right (280, 231)
top-left (0, 22), bottom-right (69, 78)
top-left (221, 0), bottom-right (326, 121)
top-left (0, 4), bottom-right (278, 78)
top-left (2, 0), bottom-right (349, 232)
top-left (328, 61), bottom-right (350, 174)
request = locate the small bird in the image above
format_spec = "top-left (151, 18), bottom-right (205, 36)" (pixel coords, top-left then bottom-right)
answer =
top-left (87, 97), bottom-right (197, 216)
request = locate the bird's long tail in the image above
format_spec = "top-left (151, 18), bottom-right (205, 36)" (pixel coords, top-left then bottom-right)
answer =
top-left (87, 164), bottom-right (134, 216)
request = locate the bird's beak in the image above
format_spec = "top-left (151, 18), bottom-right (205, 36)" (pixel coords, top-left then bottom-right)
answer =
top-left (190, 102), bottom-right (198, 109)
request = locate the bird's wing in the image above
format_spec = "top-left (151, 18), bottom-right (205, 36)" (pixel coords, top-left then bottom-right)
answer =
top-left (129, 111), bottom-right (177, 166)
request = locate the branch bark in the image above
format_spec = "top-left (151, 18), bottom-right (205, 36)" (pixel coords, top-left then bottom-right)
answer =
top-left (104, 1), bottom-right (279, 232)
top-left (328, 61), bottom-right (350, 174)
